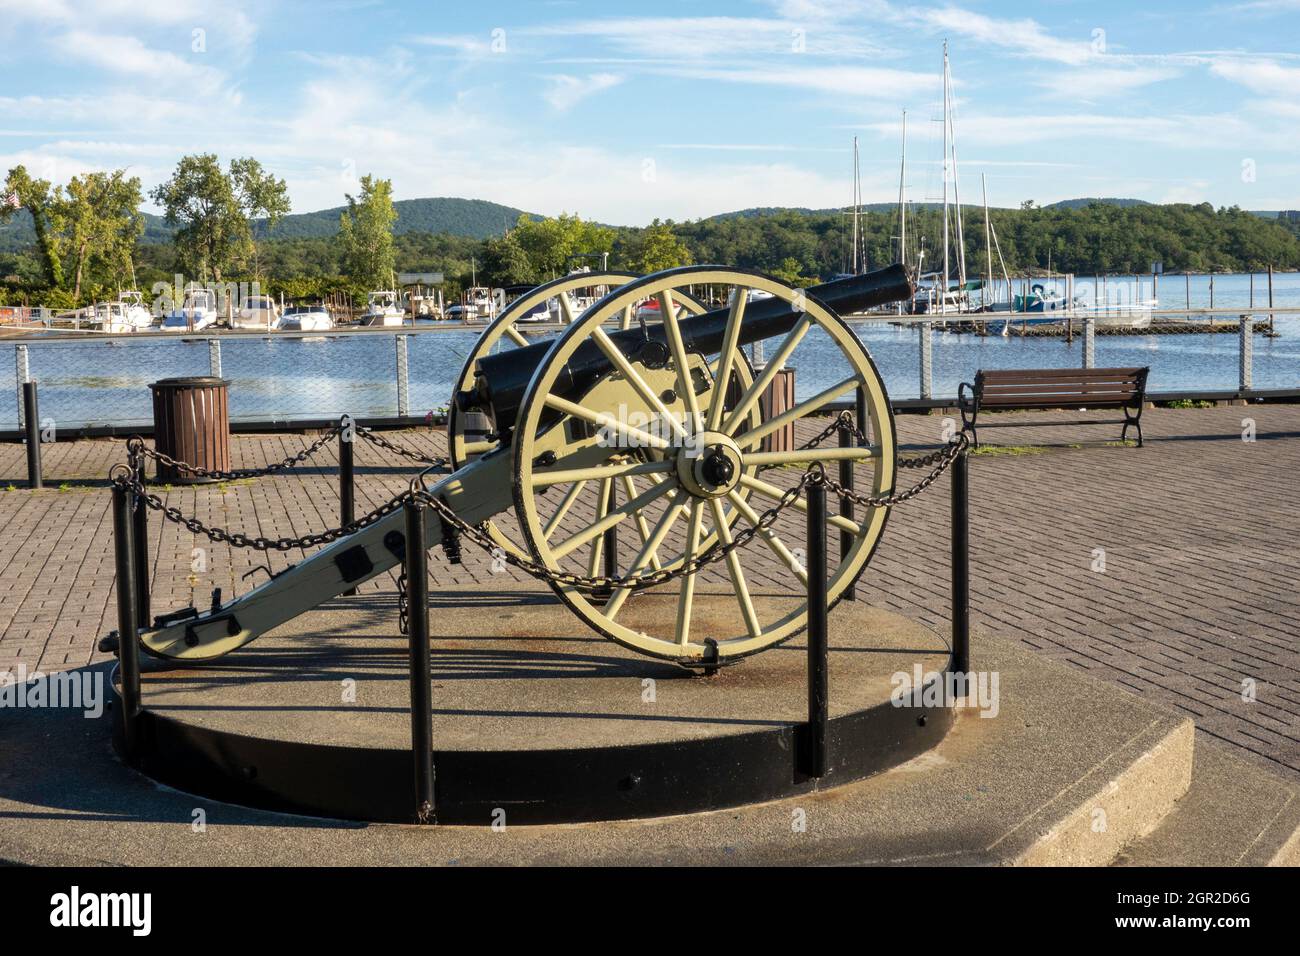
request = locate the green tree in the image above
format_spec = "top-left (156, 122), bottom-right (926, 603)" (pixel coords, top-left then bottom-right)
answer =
top-left (513, 213), bottom-right (613, 279)
top-left (626, 219), bottom-right (693, 273)
top-left (337, 174), bottom-right (397, 292)
top-left (1, 166), bottom-right (65, 289)
top-left (59, 170), bottom-right (144, 301)
top-left (150, 154), bottom-right (249, 283)
top-left (230, 157), bottom-right (290, 282)
top-left (482, 230), bottom-right (535, 286)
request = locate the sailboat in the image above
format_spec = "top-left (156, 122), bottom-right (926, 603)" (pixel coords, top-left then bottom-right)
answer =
top-left (911, 42), bottom-right (980, 317)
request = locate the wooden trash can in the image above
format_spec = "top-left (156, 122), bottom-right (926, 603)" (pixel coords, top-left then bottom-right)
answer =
top-left (756, 365), bottom-right (796, 453)
top-left (148, 376), bottom-right (230, 483)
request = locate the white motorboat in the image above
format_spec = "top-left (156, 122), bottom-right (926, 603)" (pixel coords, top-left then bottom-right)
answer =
top-left (162, 288), bottom-right (219, 332)
top-left (361, 290), bottom-right (405, 327)
top-left (280, 304), bottom-right (334, 332)
top-left (117, 290), bottom-right (154, 330)
top-left (95, 302), bottom-right (137, 334)
top-left (233, 294), bottom-right (282, 330)
top-left (464, 287), bottom-right (497, 324)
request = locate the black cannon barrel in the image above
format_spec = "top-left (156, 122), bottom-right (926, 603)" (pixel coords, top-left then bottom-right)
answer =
top-left (465, 263), bottom-right (912, 433)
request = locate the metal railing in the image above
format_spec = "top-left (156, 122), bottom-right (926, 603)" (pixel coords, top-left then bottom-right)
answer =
top-left (106, 414), bottom-right (973, 820)
top-left (4, 306), bottom-right (1298, 439)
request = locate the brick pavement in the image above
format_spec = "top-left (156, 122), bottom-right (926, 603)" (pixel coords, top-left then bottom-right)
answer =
top-left (1, 405), bottom-right (1297, 780)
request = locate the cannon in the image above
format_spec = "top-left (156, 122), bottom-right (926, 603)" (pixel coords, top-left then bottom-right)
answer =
top-left (140, 264), bottom-right (913, 666)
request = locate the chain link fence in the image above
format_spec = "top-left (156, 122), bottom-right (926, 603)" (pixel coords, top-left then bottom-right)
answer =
top-left (4, 303), bottom-right (1299, 435)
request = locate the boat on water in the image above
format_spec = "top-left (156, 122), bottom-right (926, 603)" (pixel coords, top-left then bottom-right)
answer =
top-left (279, 303), bottom-right (334, 332)
top-left (464, 287), bottom-right (498, 324)
top-left (988, 282), bottom-right (1155, 331)
top-left (96, 291), bottom-right (154, 332)
top-left (233, 294), bottom-right (282, 330)
top-left (361, 291), bottom-right (405, 327)
top-left (161, 288), bottom-right (219, 332)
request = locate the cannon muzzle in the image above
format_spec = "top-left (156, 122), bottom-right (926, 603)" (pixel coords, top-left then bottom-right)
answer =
top-left (463, 263), bottom-right (913, 435)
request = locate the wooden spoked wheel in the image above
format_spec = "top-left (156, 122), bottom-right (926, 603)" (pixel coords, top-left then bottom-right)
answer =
top-left (448, 271), bottom-right (641, 556)
top-left (512, 267), bottom-right (897, 664)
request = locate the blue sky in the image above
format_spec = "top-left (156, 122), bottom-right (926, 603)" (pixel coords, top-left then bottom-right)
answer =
top-left (1, 0), bottom-right (1297, 224)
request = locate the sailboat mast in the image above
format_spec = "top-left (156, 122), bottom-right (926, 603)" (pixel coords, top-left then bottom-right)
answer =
top-left (851, 136), bottom-right (860, 275)
top-left (948, 45), bottom-right (967, 293)
top-left (897, 110), bottom-right (907, 267)
top-left (941, 41), bottom-right (950, 306)
top-left (982, 174), bottom-right (992, 307)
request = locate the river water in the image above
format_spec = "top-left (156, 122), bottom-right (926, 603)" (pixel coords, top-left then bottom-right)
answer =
top-left (3, 272), bottom-right (1297, 430)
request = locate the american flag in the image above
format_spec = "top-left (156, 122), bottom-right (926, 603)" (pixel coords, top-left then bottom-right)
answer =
top-left (2, 192), bottom-right (18, 210)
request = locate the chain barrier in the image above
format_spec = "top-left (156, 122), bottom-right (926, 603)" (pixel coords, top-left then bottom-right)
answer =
top-left (126, 427), bottom-right (344, 482)
top-left (353, 426), bottom-right (449, 468)
top-left (113, 414), bottom-right (968, 614)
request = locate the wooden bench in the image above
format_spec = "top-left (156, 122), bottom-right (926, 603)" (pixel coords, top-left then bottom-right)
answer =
top-left (958, 367), bottom-right (1149, 447)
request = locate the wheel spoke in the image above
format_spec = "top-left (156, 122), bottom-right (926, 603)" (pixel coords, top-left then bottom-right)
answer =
top-left (744, 446), bottom-right (879, 469)
top-left (619, 304), bottom-right (634, 331)
top-left (543, 395), bottom-right (671, 451)
top-left (591, 326), bottom-right (691, 445)
top-left (558, 291), bottom-right (578, 324)
top-left (727, 491), bottom-right (809, 586)
top-left (708, 497), bottom-right (761, 638)
top-left (674, 499), bottom-right (706, 646)
top-left (722, 313), bottom-right (813, 435)
top-left (733, 376), bottom-right (861, 451)
top-left (738, 472), bottom-right (863, 536)
top-left (705, 287), bottom-right (747, 431)
top-left (620, 475), bottom-right (661, 571)
top-left (602, 493), bottom-right (686, 619)
top-left (543, 478), bottom-right (589, 539)
top-left (660, 290), bottom-right (702, 433)
top-left (531, 457), bottom-right (673, 488)
top-left (503, 325), bottom-right (530, 347)
top-left (551, 476), bottom-right (678, 560)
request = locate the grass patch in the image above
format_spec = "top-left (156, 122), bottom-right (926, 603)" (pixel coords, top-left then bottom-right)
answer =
top-left (1162, 399), bottom-right (1214, 409)
top-left (970, 444), bottom-right (1058, 457)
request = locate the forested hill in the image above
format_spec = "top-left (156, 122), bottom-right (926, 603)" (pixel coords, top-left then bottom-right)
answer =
top-left (265, 197), bottom-right (533, 240)
top-left (1046, 197), bottom-right (1151, 210)
top-left (0, 197), bottom-right (534, 250)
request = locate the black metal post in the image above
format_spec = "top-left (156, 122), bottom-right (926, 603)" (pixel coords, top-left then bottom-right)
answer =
top-left (339, 421), bottom-right (356, 595)
top-left (805, 481), bottom-right (829, 778)
top-left (602, 480), bottom-right (618, 580)
top-left (404, 498), bottom-right (435, 823)
top-left (132, 488), bottom-right (150, 628)
top-left (22, 381), bottom-right (41, 489)
top-left (950, 447), bottom-right (970, 675)
top-left (111, 482), bottom-right (142, 760)
top-left (838, 419), bottom-right (855, 600)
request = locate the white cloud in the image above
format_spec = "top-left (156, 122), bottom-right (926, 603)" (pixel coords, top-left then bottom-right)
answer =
top-left (907, 6), bottom-right (1094, 66)
top-left (528, 16), bottom-right (884, 59)
top-left (51, 31), bottom-right (225, 92)
top-left (663, 65), bottom-right (936, 99)
top-left (1037, 65), bottom-right (1181, 100)
top-left (1209, 56), bottom-right (1300, 94)
top-left (542, 73), bottom-right (624, 111)
top-left (410, 34), bottom-right (493, 57)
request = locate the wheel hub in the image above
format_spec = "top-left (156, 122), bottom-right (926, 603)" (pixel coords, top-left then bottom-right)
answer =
top-left (676, 431), bottom-right (743, 499)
